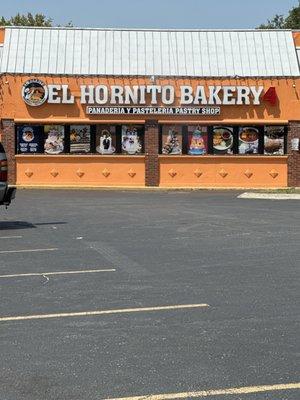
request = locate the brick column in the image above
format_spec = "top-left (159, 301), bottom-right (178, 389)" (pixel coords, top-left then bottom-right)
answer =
top-left (287, 122), bottom-right (300, 187)
top-left (144, 119), bottom-right (159, 187)
top-left (1, 119), bottom-right (16, 185)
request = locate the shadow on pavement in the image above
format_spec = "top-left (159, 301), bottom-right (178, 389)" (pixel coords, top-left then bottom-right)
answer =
top-left (0, 221), bottom-right (67, 230)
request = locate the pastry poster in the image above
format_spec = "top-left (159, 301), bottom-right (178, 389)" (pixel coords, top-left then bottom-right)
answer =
top-left (96, 125), bottom-right (116, 154)
top-left (239, 127), bottom-right (259, 154)
top-left (70, 125), bottom-right (91, 153)
top-left (121, 125), bottom-right (143, 155)
top-left (188, 126), bottom-right (208, 155)
top-left (17, 125), bottom-right (44, 154)
top-left (264, 126), bottom-right (285, 155)
top-left (44, 125), bottom-right (65, 155)
top-left (213, 127), bottom-right (234, 154)
top-left (162, 126), bottom-right (182, 155)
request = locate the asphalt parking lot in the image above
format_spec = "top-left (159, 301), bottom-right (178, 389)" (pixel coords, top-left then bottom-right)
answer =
top-left (0, 189), bottom-right (299, 400)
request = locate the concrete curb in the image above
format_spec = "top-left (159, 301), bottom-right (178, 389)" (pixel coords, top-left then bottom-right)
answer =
top-left (238, 192), bottom-right (300, 200)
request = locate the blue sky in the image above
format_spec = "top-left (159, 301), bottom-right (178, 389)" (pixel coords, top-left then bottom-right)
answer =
top-left (2, 0), bottom-right (298, 29)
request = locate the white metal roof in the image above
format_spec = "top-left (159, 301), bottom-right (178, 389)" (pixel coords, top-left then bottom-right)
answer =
top-left (1, 27), bottom-right (300, 77)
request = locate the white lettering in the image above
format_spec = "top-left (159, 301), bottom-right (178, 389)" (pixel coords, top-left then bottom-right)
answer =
top-left (193, 86), bottom-right (207, 105)
top-left (139, 86), bottom-right (146, 104)
top-left (250, 86), bottom-right (264, 105)
top-left (208, 86), bottom-right (222, 105)
top-left (95, 85), bottom-right (108, 104)
top-left (48, 84), bottom-right (61, 104)
top-left (236, 86), bottom-right (251, 105)
top-left (161, 85), bottom-right (174, 105)
top-left (222, 86), bottom-right (236, 105)
top-left (147, 85), bottom-right (161, 104)
top-left (110, 86), bottom-right (124, 104)
top-left (61, 84), bottom-right (74, 104)
top-left (81, 85), bottom-right (95, 104)
top-left (180, 86), bottom-right (193, 104)
top-left (124, 86), bottom-right (139, 104)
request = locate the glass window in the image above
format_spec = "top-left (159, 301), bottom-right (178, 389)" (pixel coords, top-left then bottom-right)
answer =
top-left (213, 126), bottom-right (234, 155)
top-left (70, 125), bottom-right (91, 153)
top-left (161, 125), bottom-right (182, 155)
top-left (121, 125), bottom-right (144, 155)
top-left (95, 125), bottom-right (117, 154)
top-left (238, 126), bottom-right (259, 155)
top-left (187, 126), bottom-right (208, 155)
top-left (264, 126), bottom-right (285, 155)
top-left (17, 125), bottom-right (44, 154)
top-left (44, 125), bottom-right (65, 155)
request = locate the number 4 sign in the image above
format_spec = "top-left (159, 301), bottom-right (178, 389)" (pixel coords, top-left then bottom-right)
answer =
top-left (263, 87), bottom-right (278, 106)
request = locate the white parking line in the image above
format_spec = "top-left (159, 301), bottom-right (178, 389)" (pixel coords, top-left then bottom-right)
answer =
top-left (0, 268), bottom-right (116, 279)
top-left (0, 304), bottom-right (209, 322)
top-left (0, 236), bottom-right (23, 239)
top-left (103, 382), bottom-right (300, 400)
top-left (0, 248), bottom-right (58, 254)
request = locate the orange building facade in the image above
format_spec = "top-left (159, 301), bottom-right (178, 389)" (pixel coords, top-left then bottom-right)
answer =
top-left (1, 27), bottom-right (300, 188)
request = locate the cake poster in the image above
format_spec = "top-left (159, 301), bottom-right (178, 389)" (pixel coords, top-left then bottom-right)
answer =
top-left (44, 125), bottom-right (65, 155)
top-left (17, 125), bottom-right (44, 154)
top-left (264, 126), bottom-right (285, 155)
top-left (213, 126), bottom-right (234, 155)
top-left (162, 126), bottom-right (182, 155)
top-left (70, 125), bottom-right (91, 153)
top-left (96, 125), bottom-right (116, 154)
top-left (188, 126), bottom-right (208, 155)
top-left (121, 125), bottom-right (143, 155)
top-left (239, 127), bottom-right (259, 155)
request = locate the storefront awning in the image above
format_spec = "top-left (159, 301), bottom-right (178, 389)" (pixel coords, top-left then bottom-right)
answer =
top-left (1, 27), bottom-right (300, 77)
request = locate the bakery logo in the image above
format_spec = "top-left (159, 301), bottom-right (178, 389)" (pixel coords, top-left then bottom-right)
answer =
top-left (22, 79), bottom-right (48, 106)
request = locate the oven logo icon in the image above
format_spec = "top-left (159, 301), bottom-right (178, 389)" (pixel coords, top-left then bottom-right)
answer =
top-left (22, 79), bottom-right (48, 107)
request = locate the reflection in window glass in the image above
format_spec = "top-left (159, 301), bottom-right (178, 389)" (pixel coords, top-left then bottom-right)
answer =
top-left (213, 126), bottom-right (234, 154)
top-left (188, 126), bottom-right (208, 155)
top-left (44, 125), bottom-right (65, 155)
top-left (264, 126), bottom-right (285, 155)
top-left (162, 126), bottom-right (182, 155)
top-left (96, 125), bottom-right (116, 154)
top-left (17, 125), bottom-right (44, 154)
top-left (70, 125), bottom-right (91, 153)
top-left (121, 125), bottom-right (143, 155)
top-left (239, 127), bottom-right (259, 154)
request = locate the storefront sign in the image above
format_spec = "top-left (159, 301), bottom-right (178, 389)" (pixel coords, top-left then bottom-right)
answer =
top-left (86, 106), bottom-right (221, 115)
top-left (22, 80), bottom-right (265, 107)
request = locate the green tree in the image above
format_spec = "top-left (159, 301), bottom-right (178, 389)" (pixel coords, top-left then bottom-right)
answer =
top-left (0, 12), bottom-right (73, 27)
top-left (258, 2), bottom-right (300, 29)
top-left (258, 14), bottom-right (286, 29)
top-left (285, 4), bottom-right (300, 28)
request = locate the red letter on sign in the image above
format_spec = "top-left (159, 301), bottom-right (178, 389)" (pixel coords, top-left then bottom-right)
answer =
top-left (263, 87), bottom-right (278, 106)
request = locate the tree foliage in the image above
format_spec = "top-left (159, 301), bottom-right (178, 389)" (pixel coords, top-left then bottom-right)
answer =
top-left (258, 2), bottom-right (300, 29)
top-left (0, 13), bottom-right (73, 27)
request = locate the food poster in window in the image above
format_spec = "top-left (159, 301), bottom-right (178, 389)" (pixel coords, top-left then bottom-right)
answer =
top-left (70, 125), bottom-right (91, 153)
top-left (264, 126), bottom-right (285, 155)
top-left (213, 127), bottom-right (234, 154)
top-left (44, 125), bottom-right (65, 155)
top-left (238, 127), bottom-right (259, 154)
top-left (121, 125), bottom-right (143, 155)
top-left (95, 125), bottom-right (116, 154)
top-left (17, 126), bottom-right (44, 154)
top-left (162, 126), bottom-right (182, 155)
top-left (187, 126), bottom-right (208, 155)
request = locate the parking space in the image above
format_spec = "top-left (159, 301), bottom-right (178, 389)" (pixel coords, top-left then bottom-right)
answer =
top-left (0, 189), bottom-right (299, 400)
